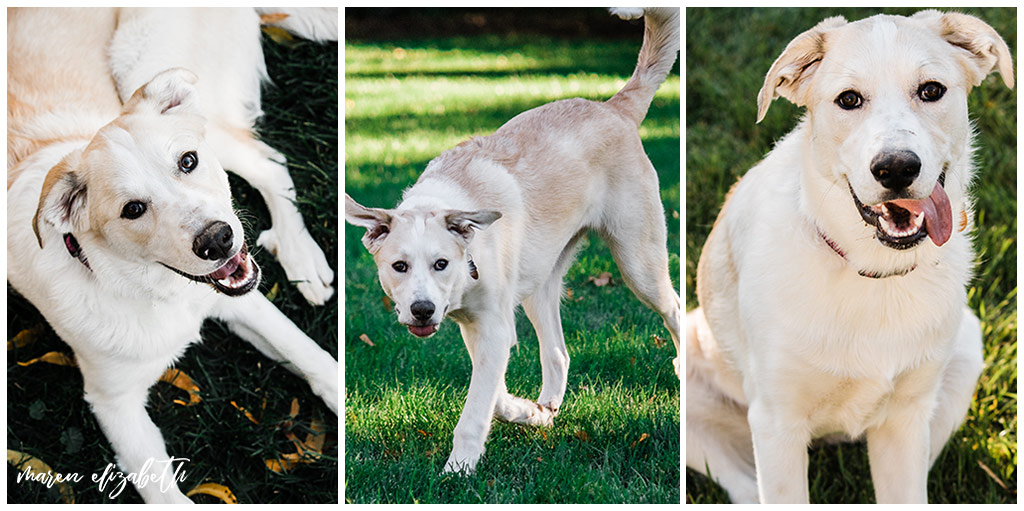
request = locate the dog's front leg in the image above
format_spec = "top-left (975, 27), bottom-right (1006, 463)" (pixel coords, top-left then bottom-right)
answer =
top-left (443, 318), bottom-right (513, 474)
top-left (865, 363), bottom-right (942, 503)
top-left (79, 360), bottom-right (193, 503)
top-left (747, 399), bottom-right (810, 503)
top-left (213, 293), bottom-right (338, 414)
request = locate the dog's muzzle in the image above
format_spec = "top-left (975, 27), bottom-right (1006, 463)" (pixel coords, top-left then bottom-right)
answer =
top-left (849, 171), bottom-right (952, 250)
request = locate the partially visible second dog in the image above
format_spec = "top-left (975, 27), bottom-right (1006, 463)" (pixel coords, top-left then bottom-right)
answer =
top-left (8, 8), bottom-right (339, 502)
top-left (686, 10), bottom-right (1013, 503)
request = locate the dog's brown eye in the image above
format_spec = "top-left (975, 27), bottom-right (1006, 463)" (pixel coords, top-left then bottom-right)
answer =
top-left (918, 82), bottom-right (946, 102)
top-left (178, 151), bottom-right (198, 173)
top-left (392, 261), bottom-right (408, 273)
top-left (121, 201), bottom-right (147, 220)
top-left (434, 259), bottom-right (448, 271)
top-left (835, 90), bottom-right (863, 110)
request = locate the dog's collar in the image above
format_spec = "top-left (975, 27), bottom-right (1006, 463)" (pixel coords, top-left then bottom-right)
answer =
top-left (817, 229), bottom-right (916, 279)
top-left (63, 233), bottom-right (92, 271)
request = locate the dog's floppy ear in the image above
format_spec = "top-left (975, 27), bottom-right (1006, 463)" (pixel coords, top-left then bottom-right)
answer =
top-left (345, 194), bottom-right (393, 254)
top-left (33, 153), bottom-right (89, 248)
top-left (756, 16), bottom-right (848, 123)
top-left (123, 68), bottom-right (201, 116)
top-left (913, 10), bottom-right (1014, 90)
top-left (445, 210), bottom-right (502, 246)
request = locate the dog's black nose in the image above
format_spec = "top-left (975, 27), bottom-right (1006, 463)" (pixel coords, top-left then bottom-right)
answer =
top-left (193, 221), bottom-right (234, 261)
top-left (870, 150), bottom-right (921, 191)
top-left (410, 300), bottom-right (435, 321)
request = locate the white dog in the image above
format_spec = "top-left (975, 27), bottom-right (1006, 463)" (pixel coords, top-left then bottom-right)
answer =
top-left (346, 7), bottom-right (681, 474)
top-left (686, 10), bottom-right (1013, 503)
top-left (8, 8), bottom-right (339, 503)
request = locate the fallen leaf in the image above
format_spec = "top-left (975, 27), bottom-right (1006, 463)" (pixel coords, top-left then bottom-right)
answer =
top-left (230, 401), bottom-right (260, 425)
top-left (186, 482), bottom-right (238, 504)
top-left (17, 352), bottom-right (76, 367)
top-left (416, 429), bottom-right (432, 437)
top-left (652, 334), bottom-right (667, 348)
top-left (539, 429), bottom-right (547, 441)
top-left (589, 272), bottom-right (613, 287)
top-left (8, 325), bottom-right (46, 350)
top-left (7, 449), bottom-right (75, 503)
top-left (573, 430), bottom-right (591, 442)
top-left (359, 334), bottom-right (375, 347)
top-left (289, 398), bottom-right (300, 419)
top-left (159, 369), bottom-right (201, 406)
top-left (264, 282), bottom-right (280, 302)
top-left (630, 432), bottom-right (650, 449)
top-left (261, 26), bottom-right (297, 46)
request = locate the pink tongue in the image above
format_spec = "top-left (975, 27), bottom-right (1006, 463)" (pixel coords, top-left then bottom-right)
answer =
top-left (206, 252), bottom-right (242, 280)
top-left (408, 325), bottom-right (438, 337)
top-left (888, 182), bottom-right (952, 246)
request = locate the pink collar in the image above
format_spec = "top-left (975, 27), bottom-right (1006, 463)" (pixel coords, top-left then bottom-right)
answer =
top-left (817, 230), bottom-right (915, 279)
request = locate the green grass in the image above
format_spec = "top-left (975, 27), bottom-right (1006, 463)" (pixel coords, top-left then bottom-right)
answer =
top-left (6, 36), bottom-right (338, 503)
top-left (685, 7), bottom-right (1016, 504)
top-left (344, 15), bottom-right (680, 504)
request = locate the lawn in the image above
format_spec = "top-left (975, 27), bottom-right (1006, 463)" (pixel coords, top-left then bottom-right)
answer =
top-left (344, 8), bottom-right (680, 504)
top-left (685, 7), bottom-right (1017, 504)
top-left (6, 33), bottom-right (339, 503)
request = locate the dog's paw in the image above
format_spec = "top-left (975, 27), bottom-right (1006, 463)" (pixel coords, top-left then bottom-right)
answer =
top-left (442, 454), bottom-right (478, 475)
top-left (257, 227), bottom-right (335, 305)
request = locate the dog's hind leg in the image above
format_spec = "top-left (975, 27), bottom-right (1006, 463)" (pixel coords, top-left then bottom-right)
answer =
top-left (928, 307), bottom-right (984, 466)
top-left (600, 177), bottom-right (681, 374)
top-left (209, 128), bottom-right (335, 306)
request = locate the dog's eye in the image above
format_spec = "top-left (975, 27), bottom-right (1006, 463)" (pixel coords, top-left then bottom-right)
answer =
top-left (433, 259), bottom-right (448, 271)
top-left (178, 151), bottom-right (198, 173)
top-left (121, 201), bottom-right (147, 220)
top-left (835, 90), bottom-right (863, 110)
top-left (917, 82), bottom-right (946, 102)
top-left (392, 261), bottom-right (408, 273)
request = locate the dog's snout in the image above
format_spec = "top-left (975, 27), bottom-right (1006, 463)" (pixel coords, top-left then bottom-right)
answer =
top-left (410, 300), bottom-right (436, 321)
top-left (870, 150), bottom-right (921, 191)
top-left (193, 221), bottom-right (234, 261)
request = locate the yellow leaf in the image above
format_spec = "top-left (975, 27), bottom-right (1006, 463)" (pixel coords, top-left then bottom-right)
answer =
top-left (265, 282), bottom-right (280, 302)
top-left (230, 401), bottom-right (260, 425)
top-left (630, 432), bottom-right (650, 449)
top-left (17, 351), bottom-right (76, 367)
top-left (8, 325), bottom-right (46, 350)
top-left (265, 452), bottom-right (302, 474)
top-left (261, 26), bottom-right (297, 46)
top-left (7, 449), bottom-right (75, 503)
top-left (159, 368), bottom-right (201, 406)
top-left (186, 482), bottom-right (238, 504)
top-left (289, 398), bottom-right (300, 419)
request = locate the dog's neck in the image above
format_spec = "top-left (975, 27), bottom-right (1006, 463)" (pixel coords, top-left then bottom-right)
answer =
top-left (817, 229), bottom-right (917, 279)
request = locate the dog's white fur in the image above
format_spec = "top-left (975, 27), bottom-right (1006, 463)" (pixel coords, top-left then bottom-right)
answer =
top-left (8, 8), bottom-right (339, 503)
top-left (346, 7), bottom-right (681, 474)
top-left (686, 10), bottom-right (1013, 503)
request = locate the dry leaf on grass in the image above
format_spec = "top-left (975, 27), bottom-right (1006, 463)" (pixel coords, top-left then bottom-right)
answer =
top-left (186, 482), bottom-right (238, 504)
top-left (629, 432), bottom-right (650, 449)
top-left (359, 334), bottom-right (375, 347)
top-left (17, 351), bottom-right (76, 367)
top-left (159, 368), bottom-right (201, 406)
top-left (573, 430), bottom-right (591, 442)
top-left (8, 325), bottom-right (46, 350)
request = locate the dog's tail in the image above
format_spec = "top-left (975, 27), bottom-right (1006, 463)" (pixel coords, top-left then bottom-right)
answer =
top-left (606, 7), bottom-right (679, 126)
top-left (256, 7), bottom-right (338, 42)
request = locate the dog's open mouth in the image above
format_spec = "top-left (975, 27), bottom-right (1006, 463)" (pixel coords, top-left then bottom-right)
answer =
top-left (850, 173), bottom-right (952, 250)
top-left (165, 243), bottom-right (260, 296)
top-left (407, 324), bottom-right (439, 338)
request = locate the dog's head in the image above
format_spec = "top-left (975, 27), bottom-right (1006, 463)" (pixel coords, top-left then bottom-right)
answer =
top-left (757, 11), bottom-right (1013, 252)
top-left (346, 194), bottom-right (500, 338)
top-left (32, 68), bottom-right (260, 296)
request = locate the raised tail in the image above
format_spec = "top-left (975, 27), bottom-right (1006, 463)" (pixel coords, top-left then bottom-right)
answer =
top-left (606, 7), bottom-right (679, 126)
